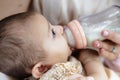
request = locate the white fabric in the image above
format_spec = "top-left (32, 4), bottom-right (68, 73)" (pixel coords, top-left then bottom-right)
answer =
top-left (105, 68), bottom-right (120, 80)
top-left (0, 72), bottom-right (14, 80)
top-left (33, 0), bottom-right (120, 25)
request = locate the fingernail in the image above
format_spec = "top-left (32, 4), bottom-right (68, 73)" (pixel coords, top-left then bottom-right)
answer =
top-left (87, 76), bottom-right (94, 80)
top-left (95, 41), bottom-right (100, 47)
top-left (103, 30), bottom-right (109, 37)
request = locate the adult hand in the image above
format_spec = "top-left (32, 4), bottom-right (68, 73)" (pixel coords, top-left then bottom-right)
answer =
top-left (93, 30), bottom-right (120, 60)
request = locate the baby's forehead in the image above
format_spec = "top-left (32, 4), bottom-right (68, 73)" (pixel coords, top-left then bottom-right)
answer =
top-left (9, 13), bottom-right (47, 30)
top-left (27, 13), bottom-right (48, 23)
top-left (10, 12), bottom-right (47, 27)
top-left (6, 12), bottom-right (49, 42)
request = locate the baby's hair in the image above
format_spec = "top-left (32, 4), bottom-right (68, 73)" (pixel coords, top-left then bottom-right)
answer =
top-left (0, 12), bottom-right (46, 79)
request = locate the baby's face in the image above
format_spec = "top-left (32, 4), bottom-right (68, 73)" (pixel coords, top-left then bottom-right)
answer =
top-left (24, 14), bottom-right (71, 66)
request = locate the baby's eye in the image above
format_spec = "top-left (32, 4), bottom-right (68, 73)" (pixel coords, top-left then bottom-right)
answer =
top-left (52, 28), bottom-right (56, 38)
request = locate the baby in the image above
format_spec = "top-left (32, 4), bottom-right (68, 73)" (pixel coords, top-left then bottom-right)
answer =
top-left (0, 12), bottom-right (107, 80)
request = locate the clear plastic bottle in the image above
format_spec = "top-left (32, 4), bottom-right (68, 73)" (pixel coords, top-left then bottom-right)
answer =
top-left (64, 5), bottom-right (120, 49)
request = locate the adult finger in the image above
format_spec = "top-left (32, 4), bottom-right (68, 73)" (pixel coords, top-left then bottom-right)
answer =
top-left (93, 40), bottom-right (115, 52)
top-left (99, 48), bottom-right (118, 60)
top-left (93, 40), bottom-right (120, 60)
top-left (101, 30), bottom-right (120, 44)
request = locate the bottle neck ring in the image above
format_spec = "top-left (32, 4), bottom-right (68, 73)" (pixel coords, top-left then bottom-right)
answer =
top-left (67, 20), bottom-right (87, 49)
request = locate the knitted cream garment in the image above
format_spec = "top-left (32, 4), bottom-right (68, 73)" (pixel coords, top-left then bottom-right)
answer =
top-left (39, 57), bottom-right (83, 80)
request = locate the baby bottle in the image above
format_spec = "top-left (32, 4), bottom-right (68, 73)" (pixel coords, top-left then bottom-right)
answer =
top-left (64, 5), bottom-right (120, 49)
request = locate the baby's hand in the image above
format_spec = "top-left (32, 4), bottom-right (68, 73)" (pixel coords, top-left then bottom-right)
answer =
top-left (68, 74), bottom-right (94, 80)
top-left (78, 49), bottom-right (108, 80)
top-left (78, 49), bottom-right (99, 65)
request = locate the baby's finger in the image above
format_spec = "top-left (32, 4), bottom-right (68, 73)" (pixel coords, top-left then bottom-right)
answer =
top-left (101, 30), bottom-right (120, 44)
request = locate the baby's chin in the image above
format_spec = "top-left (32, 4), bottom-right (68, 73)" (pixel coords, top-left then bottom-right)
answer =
top-left (39, 56), bottom-right (84, 80)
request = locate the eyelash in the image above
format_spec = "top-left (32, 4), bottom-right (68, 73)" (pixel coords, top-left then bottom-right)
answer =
top-left (52, 28), bottom-right (56, 38)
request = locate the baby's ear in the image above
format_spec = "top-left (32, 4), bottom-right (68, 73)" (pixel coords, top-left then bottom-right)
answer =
top-left (32, 62), bottom-right (48, 79)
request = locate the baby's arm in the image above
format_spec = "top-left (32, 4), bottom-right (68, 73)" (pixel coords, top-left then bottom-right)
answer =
top-left (78, 49), bottom-right (108, 80)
